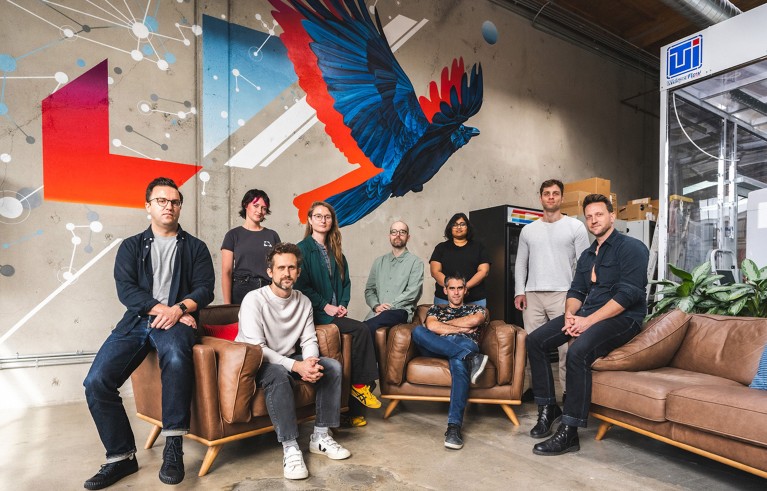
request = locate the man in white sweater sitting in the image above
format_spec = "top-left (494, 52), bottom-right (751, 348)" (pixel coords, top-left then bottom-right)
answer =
top-left (236, 242), bottom-right (350, 480)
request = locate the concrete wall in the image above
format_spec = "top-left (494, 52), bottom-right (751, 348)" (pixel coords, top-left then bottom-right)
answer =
top-left (0, 0), bottom-right (658, 408)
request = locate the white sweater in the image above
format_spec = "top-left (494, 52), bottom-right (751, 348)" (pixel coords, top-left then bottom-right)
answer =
top-left (235, 286), bottom-right (319, 371)
top-left (514, 215), bottom-right (590, 296)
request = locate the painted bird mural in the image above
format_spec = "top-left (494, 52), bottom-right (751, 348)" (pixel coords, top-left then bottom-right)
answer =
top-left (271, 0), bottom-right (483, 227)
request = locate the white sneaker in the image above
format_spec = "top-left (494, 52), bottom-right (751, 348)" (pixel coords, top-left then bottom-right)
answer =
top-left (283, 446), bottom-right (308, 480)
top-left (309, 433), bottom-right (351, 460)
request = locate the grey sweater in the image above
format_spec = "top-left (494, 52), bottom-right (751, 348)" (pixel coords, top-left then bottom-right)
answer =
top-left (236, 286), bottom-right (319, 371)
top-left (514, 215), bottom-right (590, 296)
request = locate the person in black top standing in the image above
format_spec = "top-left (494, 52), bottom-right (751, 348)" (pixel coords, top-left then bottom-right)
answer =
top-left (429, 213), bottom-right (491, 307)
top-left (221, 189), bottom-right (281, 304)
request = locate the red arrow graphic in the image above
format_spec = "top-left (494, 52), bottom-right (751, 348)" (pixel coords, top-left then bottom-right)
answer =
top-left (42, 59), bottom-right (200, 208)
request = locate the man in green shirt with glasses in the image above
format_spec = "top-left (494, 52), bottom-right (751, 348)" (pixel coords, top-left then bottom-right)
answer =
top-left (363, 221), bottom-right (424, 337)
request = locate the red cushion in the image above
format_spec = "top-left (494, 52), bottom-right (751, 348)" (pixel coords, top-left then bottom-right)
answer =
top-left (202, 322), bottom-right (239, 341)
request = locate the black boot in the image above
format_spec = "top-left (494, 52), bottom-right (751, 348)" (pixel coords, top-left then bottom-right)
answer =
top-left (529, 404), bottom-right (562, 438)
top-left (159, 436), bottom-right (185, 485)
top-left (84, 455), bottom-right (138, 490)
top-left (533, 424), bottom-right (580, 456)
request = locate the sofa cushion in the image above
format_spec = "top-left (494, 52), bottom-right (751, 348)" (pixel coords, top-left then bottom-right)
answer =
top-left (671, 314), bottom-right (767, 385)
top-left (202, 322), bottom-right (238, 341)
top-left (199, 304), bottom-right (240, 326)
top-left (666, 385), bottom-right (767, 447)
top-left (406, 356), bottom-right (496, 389)
top-left (592, 309), bottom-right (690, 371)
top-left (750, 344), bottom-right (767, 390)
top-left (385, 324), bottom-right (415, 385)
top-left (201, 337), bottom-right (262, 424)
top-left (591, 367), bottom-right (741, 422)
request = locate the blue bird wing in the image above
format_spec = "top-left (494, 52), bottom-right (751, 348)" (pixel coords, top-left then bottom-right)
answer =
top-left (285, 0), bottom-right (429, 175)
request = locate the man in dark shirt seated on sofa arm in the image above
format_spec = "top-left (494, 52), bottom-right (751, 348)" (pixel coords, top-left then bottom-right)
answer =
top-left (527, 193), bottom-right (649, 456)
top-left (411, 275), bottom-right (489, 451)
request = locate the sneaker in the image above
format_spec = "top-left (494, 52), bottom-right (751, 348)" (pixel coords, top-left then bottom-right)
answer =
top-left (444, 423), bottom-right (464, 450)
top-left (341, 414), bottom-right (367, 427)
top-left (84, 455), bottom-right (139, 490)
top-left (283, 446), bottom-right (309, 480)
top-left (350, 385), bottom-right (382, 408)
top-left (310, 433), bottom-right (351, 460)
top-left (159, 436), bottom-right (185, 485)
top-left (466, 352), bottom-right (488, 384)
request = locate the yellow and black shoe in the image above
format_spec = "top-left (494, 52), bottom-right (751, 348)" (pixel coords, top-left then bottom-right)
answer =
top-left (350, 385), bottom-right (382, 409)
top-left (340, 414), bottom-right (367, 427)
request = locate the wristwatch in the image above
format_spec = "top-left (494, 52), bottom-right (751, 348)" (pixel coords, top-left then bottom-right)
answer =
top-left (176, 302), bottom-right (188, 314)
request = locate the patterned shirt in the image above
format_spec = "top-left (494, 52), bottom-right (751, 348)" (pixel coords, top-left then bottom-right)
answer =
top-left (425, 304), bottom-right (486, 342)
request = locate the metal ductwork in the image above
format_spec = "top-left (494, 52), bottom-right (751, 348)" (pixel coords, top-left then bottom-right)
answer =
top-left (660, 0), bottom-right (741, 26)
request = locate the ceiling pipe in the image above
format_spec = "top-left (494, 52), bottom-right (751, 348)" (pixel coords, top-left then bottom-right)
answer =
top-left (660, 0), bottom-right (741, 26)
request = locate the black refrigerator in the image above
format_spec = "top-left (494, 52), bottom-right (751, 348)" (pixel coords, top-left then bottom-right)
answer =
top-left (470, 204), bottom-right (543, 327)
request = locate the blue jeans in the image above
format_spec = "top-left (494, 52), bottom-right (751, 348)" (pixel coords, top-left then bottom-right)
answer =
top-left (256, 356), bottom-right (342, 442)
top-left (84, 321), bottom-right (196, 462)
top-left (527, 314), bottom-right (640, 427)
top-left (364, 308), bottom-right (409, 339)
top-left (411, 326), bottom-right (479, 426)
top-left (433, 297), bottom-right (487, 307)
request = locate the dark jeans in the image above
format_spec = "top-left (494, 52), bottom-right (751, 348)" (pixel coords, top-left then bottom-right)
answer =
top-left (231, 275), bottom-right (269, 304)
top-left (332, 316), bottom-right (379, 417)
top-left (84, 321), bottom-right (196, 462)
top-left (411, 326), bottom-right (478, 426)
top-left (363, 309), bottom-right (409, 339)
top-left (256, 357), bottom-right (342, 442)
top-left (527, 314), bottom-right (640, 428)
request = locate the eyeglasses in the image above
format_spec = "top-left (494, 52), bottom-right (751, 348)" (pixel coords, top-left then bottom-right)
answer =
top-left (390, 229), bottom-right (408, 236)
top-left (150, 197), bottom-right (182, 208)
top-left (312, 214), bottom-right (332, 222)
top-left (452, 222), bottom-right (467, 228)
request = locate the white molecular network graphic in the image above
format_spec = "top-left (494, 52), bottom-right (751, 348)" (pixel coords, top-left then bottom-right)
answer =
top-left (60, 217), bottom-right (104, 282)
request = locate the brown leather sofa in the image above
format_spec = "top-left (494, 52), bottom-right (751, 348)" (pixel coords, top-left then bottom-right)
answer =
top-left (375, 304), bottom-right (527, 425)
top-left (130, 304), bottom-right (351, 476)
top-left (590, 310), bottom-right (767, 478)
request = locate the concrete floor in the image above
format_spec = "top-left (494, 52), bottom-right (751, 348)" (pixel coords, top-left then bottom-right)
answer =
top-left (1, 394), bottom-right (764, 491)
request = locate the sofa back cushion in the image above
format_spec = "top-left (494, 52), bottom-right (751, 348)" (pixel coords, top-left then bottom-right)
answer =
top-left (199, 304), bottom-right (240, 326)
top-left (670, 314), bottom-right (767, 385)
top-left (592, 309), bottom-right (690, 371)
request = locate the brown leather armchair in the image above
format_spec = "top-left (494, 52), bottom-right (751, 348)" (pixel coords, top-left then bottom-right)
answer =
top-left (130, 304), bottom-right (351, 477)
top-left (375, 304), bottom-right (527, 425)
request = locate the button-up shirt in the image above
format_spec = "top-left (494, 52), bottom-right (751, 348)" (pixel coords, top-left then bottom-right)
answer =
top-left (567, 228), bottom-right (649, 324)
top-left (364, 250), bottom-right (424, 322)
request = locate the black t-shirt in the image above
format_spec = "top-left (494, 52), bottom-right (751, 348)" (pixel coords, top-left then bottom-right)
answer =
top-left (221, 226), bottom-right (281, 280)
top-left (429, 240), bottom-right (491, 302)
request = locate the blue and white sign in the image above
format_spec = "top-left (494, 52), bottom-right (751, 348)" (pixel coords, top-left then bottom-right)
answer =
top-left (667, 35), bottom-right (702, 79)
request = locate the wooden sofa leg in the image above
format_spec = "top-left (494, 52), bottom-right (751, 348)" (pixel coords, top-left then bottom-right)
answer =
top-left (144, 425), bottom-right (162, 449)
top-left (500, 404), bottom-right (520, 426)
top-left (198, 445), bottom-right (222, 477)
top-left (595, 421), bottom-right (613, 440)
top-left (383, 400), bottom-right (401, 419)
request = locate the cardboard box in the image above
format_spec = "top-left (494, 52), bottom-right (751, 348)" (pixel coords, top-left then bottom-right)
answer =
top-left (628, 197), bottom-right (651, 204)
top-left (560, 203), bottom-right (583, 217)
top-left (562, 190), bottom-right (590, 205)
top-left (650, 199), bottom-right (659, 210)
top-left (610, 193), bottom-right (618, 206)
top-left (618, 203), bottom-right (656, 221)
top-left (564, 177), bottom-right (610, 197)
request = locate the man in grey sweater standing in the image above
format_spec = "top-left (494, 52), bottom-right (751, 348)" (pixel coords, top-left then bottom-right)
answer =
top-left (514, 179), bottom-right (589, 402)
top-left (236, 242), bottom-right (350, 480)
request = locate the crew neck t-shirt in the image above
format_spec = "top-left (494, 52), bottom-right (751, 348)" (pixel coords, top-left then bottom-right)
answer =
top-left (429, 240), bottom-right (491, 302)
top-left (221, 226), bottom-right (281, 281)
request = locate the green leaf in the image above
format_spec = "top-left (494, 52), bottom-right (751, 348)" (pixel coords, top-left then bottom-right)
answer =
top-left (725, 287), bottom-right (753, 301)
top-left (656, 285), bottom-right (680, 296)
top-left (728, 297), bottom-right (748, 316)
top-left (649, 279), bottom-right (677, 286)
top-left (669, 263), bottom-right (692, 281)
top-left (650, 296), bottom-right (678, 316)
top-left (677, 280), bottom-right (693, 297)
top-left (691, 262), bottom-right (711, 285)
top-left (678, 296), bottom-right (695, 312)
top-left (711, 291), bottom-right (731, 302)
top-left (697, 299), bottom-right (719, 309)
top-left (699, 275), bottom-right (724, 289)
top-left (741, 259), bottom-right (759, 282)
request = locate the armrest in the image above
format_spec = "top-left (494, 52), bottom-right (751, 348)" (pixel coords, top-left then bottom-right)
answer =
top-left (592, 309), bottom-right (690, 371)
top-left (384, 322), bottom-right (418, 385)
top-left (480, 321), bottom-right (525, 386)
top-left (190, 343), bottom-right (223, 440)
top-left (315, 324), bottom-right (342, 363)
top-left (200, 336), bottom-right (263, 424)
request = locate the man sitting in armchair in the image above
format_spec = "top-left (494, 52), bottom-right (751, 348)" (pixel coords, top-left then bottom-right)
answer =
top-left (411, 275), bottom-right (489, 450)
top-left (236, 242), bottom-right (351, 480)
